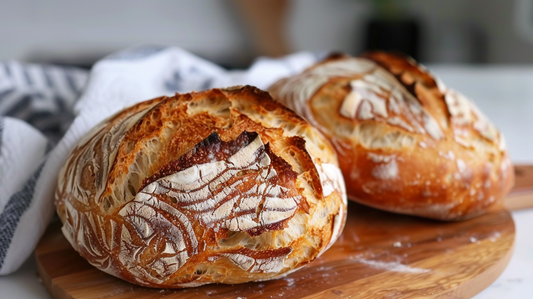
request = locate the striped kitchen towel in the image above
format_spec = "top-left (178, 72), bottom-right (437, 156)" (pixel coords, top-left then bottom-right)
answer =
top-left (0, 46), bottom-right (318, 275)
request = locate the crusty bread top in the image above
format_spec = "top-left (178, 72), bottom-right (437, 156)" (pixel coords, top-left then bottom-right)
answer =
top-left (55, 86), bottom-right (346, 287)
top-left (270, 52), bottom-right (505, 153)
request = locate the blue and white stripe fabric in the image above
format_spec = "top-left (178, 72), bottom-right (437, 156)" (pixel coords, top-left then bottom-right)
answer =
top-left (0, 46), bottom-right (318, 275)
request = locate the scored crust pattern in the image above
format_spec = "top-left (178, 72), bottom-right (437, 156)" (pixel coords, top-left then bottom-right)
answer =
top-left (56, 86), bottom-right (346, 287)
top-left (338, 67), bottom-right (443, 140)
top-left (116, 132), bottom-right (301, 284)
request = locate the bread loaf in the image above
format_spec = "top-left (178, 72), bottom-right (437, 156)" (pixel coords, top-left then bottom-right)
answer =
top-left (55, 86), bottom-right (347, 288)
top-left (269, 52), bottom-right (513, 220)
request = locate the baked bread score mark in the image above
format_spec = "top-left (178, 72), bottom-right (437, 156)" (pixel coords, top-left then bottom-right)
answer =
top-left (339, 68), bottom-right (444, 140)
top-left (218, 247), bottom-right (293, 274)
top-left (269, 57), bottom-right (375, 133)
top-left (363, 52), bottom-right (500, 148)
top-left (138, 131), bottom-right (304, 234)
top-left (118, 131), bottom-right (302, 284)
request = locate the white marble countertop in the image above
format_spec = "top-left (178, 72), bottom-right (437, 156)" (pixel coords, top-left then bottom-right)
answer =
top-left (1, 65), bottom-right (532, 298)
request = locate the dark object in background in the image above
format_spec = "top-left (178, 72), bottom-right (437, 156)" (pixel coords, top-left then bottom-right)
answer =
top-left (363, 18), bottom-right (420, 60)
top-left (433, 22), bottom-right (488, 64)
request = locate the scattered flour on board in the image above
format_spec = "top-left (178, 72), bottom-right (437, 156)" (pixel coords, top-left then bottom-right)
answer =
top-left (350, 256), bottom-right (430, 274)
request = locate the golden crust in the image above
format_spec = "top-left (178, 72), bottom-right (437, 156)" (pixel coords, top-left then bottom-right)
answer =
top-left (269, 52), bottom-right (514, 220)
top-left (55, 86), bottom-right (346, 288)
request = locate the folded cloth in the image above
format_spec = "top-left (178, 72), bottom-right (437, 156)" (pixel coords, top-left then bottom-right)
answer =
top-left (0, 46), bottom-right (319, 275)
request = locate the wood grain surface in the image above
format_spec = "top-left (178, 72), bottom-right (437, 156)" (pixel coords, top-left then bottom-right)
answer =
top-left (505, 165), bottom-right (533, 211)
top-left (35, 201), bottom-right (517, 299)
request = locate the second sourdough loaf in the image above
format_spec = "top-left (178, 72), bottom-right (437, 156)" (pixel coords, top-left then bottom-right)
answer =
top-left (269, 52), bottom-right (514, 220)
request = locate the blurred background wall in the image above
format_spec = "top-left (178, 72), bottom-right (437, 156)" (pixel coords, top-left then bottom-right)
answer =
top-left (1, 0), bottom-right (533, 68)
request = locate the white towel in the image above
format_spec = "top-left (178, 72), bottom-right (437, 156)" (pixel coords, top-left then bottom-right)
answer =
top-left (0, 46), bottom-right (318, 275)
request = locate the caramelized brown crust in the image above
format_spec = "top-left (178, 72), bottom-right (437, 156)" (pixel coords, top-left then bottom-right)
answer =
top-left (55, 86), bottom-right (347, 288)
top-left (269, 52), bottom-right (514, 220)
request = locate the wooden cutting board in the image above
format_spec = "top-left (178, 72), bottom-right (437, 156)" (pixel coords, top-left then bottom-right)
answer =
top-left (35, 165), bottom-right (533, 299)
top-left (504, 165), bottom-right (533, 211)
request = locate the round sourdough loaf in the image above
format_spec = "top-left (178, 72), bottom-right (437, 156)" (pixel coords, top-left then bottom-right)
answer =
top-left (55, 86), bottom-right (346, 288)
top-left (269, 52), bottom-right (513, 220)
